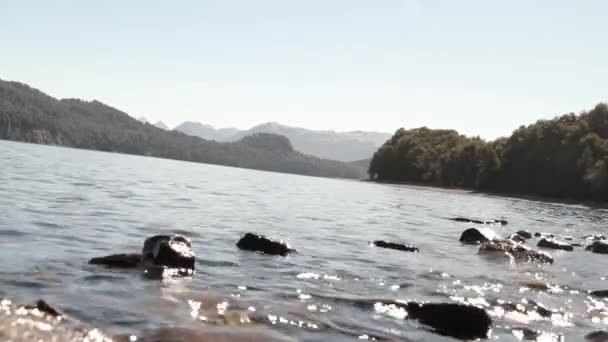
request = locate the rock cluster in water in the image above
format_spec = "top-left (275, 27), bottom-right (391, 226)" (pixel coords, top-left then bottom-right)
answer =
top-left (14, 215), bottom-right (608, 341)
top-left (89, 235), bottom-right (195, 272)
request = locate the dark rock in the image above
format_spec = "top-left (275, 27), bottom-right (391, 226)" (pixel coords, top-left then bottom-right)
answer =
top-left (450, 217), bottom-right (507, 225)
top-left (405, 302), bottom-right (492, 339)
top-left (586, 331), bottom-right (608, 342)
top-left (152, 239), bottom-right (195, 269)
top-left (142, 235), bottom-right (172, 259)
top-left (236, 233), bottom-right (294, 256)
top-left (89, 253), bottom-right (143, 268)
top-left (587, 240), bottom-right (608, 254)
top-left (562, 235), bottom-right (574, 241)
top-left (591, 290), bottom-right (608, 298)
top-left (23, 300), bottom-right (62, 317)
top-left (372, 240), bottom-right (419, 252)
top-left (459, 227), bottom-right (500, 245)
top-left (142, 235), bottom-right (191, 259)
top-left (479, 239), bottom-right (554, 264)
top-left (516, 230), bottom-right (532, 239)
top-left (509, 234), bottom-right (526, 244)
top-left (537, 238), bottom-right (574, 252)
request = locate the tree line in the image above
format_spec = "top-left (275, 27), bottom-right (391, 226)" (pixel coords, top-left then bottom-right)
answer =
top-left (369, 103), bottom-right (608, 201)
top-left (0, 80), bottom-right (367, 179)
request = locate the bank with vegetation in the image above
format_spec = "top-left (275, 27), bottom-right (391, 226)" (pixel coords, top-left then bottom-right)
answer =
top-left (369, 104), bottom-right (608, 201)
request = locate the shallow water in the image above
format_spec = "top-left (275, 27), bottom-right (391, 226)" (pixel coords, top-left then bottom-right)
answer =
top-left (1, 140), bottom-right (607, 341)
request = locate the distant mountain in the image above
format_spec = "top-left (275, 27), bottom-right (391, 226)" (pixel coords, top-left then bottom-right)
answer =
top-left (153, 121), bottom-right (169, 130)
top-left (229, 122), bottom-right (391, 162)
top-left (0, 79), bottom-right (366, 179)
top-left (174, 121), bottom-right (241, 141)
top-left (175, 121), bottom-right (391, 162)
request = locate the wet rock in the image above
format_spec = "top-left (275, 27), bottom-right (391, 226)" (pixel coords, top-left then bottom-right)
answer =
top-left (459, 227), bottom-right (500, 245)
top-left (451, 217), bottom-right (507, 225)
top-left (586, 331), bottom-right (608, 342)
top-left (0, 298), bottom-right (113, 342)
top-left (562, 235), bottom-right (574, 241)
top-left (90, 235), bottom-right (195, 270)
top-left (586, 240), bottom-right (608, 254)
top-left (509, 234), bottom-right (526, 244)
top-left (22, 300), bottom-right (62, 317)
top-left (537, 238), bottom-right (574, 252)
top-left (512, 327), bottom-right (539, 340)
top-left (152, 238), bottom-right (195, 269)
top-left (236, 233), bottom-right (294, 256)
top-left (142, 235), bottom-right (191, 259)
top-left (516, 230), bottom-right (532, 239)
top-left (590, 290), bottom-right (608, 298)
top-left (372, 240), bottom-right (419, 252)
top-left (479, 239), bottom-right (554, 264)
top-left (405, 302), bottom-right (492, 339)
top-left (534, 232), bottom-right (555, 239)
top-left (89, 253), bottom-right (143, 268)
top-left (584, 234), bottom-right (607, 241)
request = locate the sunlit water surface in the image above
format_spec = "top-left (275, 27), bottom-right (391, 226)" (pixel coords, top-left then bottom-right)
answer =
top-left (1, 140), bottom-right (607, 341)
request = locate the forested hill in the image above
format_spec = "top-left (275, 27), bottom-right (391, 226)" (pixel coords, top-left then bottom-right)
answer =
top-left (369, 103), bottom-right (608, 201)
top-left (0, 80), bottom-right (366, 179)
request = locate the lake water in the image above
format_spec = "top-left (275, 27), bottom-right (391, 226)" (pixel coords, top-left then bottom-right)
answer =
top-left (1, 140), bottom-right (607, 341)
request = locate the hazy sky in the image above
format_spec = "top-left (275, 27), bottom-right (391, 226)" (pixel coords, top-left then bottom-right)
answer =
top-left (1, 1), bottom-right (606, 138)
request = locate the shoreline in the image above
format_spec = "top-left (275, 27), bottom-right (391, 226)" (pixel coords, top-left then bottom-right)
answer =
top-left (364, 179), bottom-right (608, 209)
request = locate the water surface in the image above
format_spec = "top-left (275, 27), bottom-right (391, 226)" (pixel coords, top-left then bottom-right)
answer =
top-left (1, 140), bottom-right (607, 341)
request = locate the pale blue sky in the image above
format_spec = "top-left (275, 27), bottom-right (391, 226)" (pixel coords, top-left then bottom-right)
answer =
top-left (1, 0), bottom-right (606, 138)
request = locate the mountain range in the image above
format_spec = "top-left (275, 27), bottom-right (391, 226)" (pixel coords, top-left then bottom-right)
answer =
top-left (0, 79), bottom-right (367, 179)
top-left (173, 121), bottom-right (390, 162)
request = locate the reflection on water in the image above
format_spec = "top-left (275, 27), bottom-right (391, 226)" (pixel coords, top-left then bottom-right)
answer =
top-left (1, 140), bottom-right (607, 341)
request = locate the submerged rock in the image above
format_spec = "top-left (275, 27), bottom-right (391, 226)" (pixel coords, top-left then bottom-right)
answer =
top-left (534, 232), bottom-right (555, 239)
top-left (236, 233), bottom-right (294, 256)
top-left (587, 241), bottom-right (608, 254)
top-left (405, 302), bottom-right (492, 339)
top-left (459, 227), bottom-right (500, 245)
top-left (516, 230), bottom-right (533, 239)
top-left (584, 234), bottom-right (607, 241)
top-left (509, 234), bottom-right (526, 244)
top-left (537, 238), bottom-right (574, 252)
top-left (451, 217), bottom-right (507, 225)
top-left (586, 331), bottom-right (608, 342)
top-left (89, 253), bottom-right (144, 268)
top-left (372, 240), bottom-right (419, 252)
top-left (479, 239), bottom-right (554, 264)
top-left (131, 326), bottom-right (296, 342)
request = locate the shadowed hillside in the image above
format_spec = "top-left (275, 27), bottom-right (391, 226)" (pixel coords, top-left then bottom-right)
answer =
top-left (0, 80), bottom-right (366, 179)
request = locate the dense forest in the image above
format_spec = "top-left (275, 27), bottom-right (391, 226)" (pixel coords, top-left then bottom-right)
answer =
top-left (0, 80), bottom-right (366, 179)
top-left (369, 103), bottom-right (608, 201)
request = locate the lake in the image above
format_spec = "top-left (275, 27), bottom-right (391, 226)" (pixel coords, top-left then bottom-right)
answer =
top-left (1, 140), bottom-right (607, 341)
